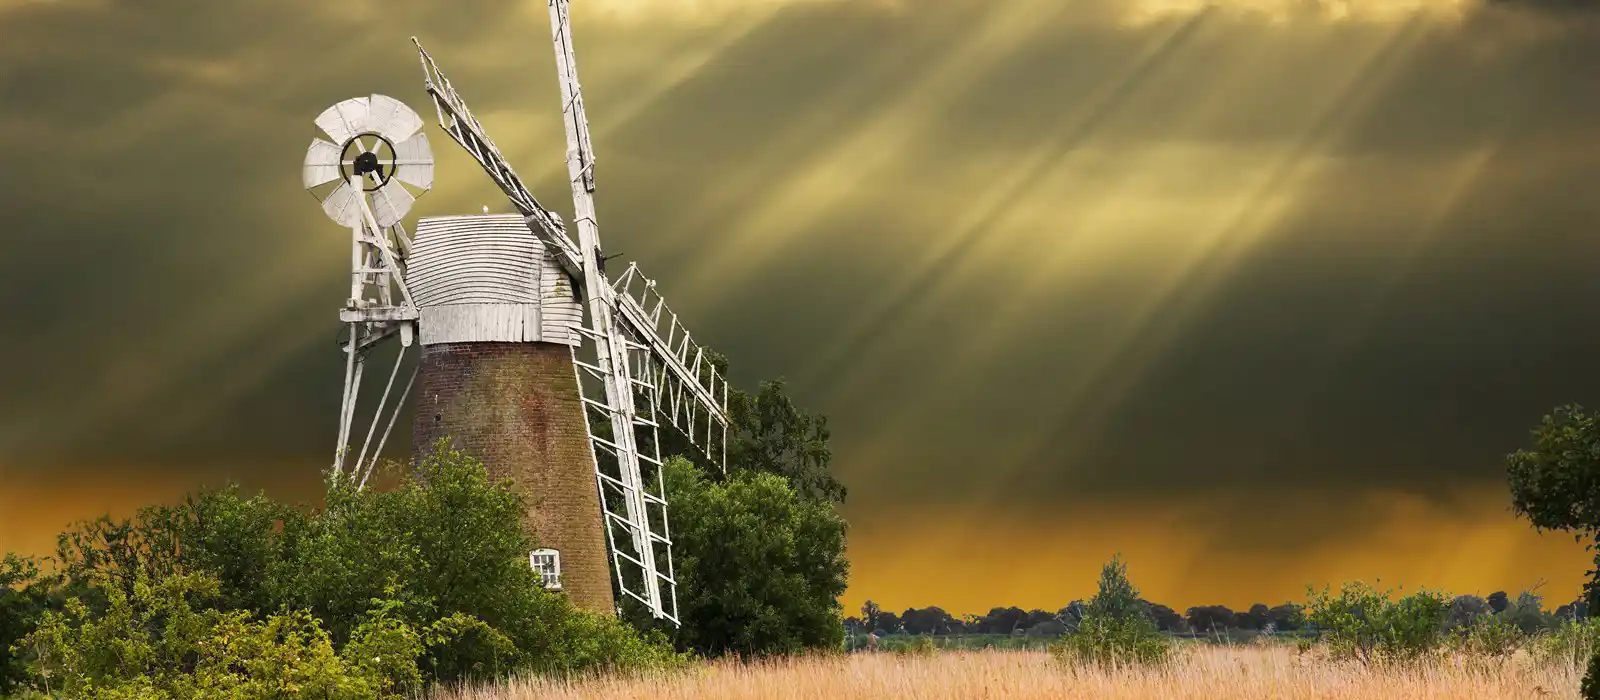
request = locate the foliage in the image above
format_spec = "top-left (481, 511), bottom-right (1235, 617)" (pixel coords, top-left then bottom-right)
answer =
top-left (16, 571), bottom-right (398, 699)
top-left (655, 350), bottom-right (843, 505)
top-left (1447, 595), bottom-right (1492, 630)
top-left (1447, 613), bottom-right (1525, 660)
top-left (1587, 647), bottom-right (1600, 700)
top-left (1051, 555), bottom-right (1172, 668)
top-left (9, 442), bottom-right (680, 695)
top-left (1501, 590), bottom-right (1558, 635)
top-left (893, 635), bottom-right (939, 657)
top-left (645, 458), bottom-right (848, 658)
top-left (1506, 404), bottom-right (1600, 610)
top-left (1185, 605), bottom-right (1238, 635)
top-left (1303, 581), bottom-right (1451, 666)
top-left (0, 554), bottom-right (54, 694)
top-left (725, 379), bottom-right (845, 504)
top-left (1528, 618), bottom-right (1600, 667)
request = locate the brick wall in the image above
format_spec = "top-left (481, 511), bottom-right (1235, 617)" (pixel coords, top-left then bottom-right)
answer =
top-left (412, 341), bottom-right (617, 615)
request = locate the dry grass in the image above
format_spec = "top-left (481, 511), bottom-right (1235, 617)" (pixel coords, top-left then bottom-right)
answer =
top-left (435, 644), bottom-right (1583, 700)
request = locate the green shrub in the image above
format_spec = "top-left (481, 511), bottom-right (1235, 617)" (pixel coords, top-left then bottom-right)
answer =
top-left (1304, 581), bottom-right (1451, 666)
top-left (1584, 647), bottom-right (1600, 700)
top-left (894, 635), bottom-right (939, 657)
top-left (1530, 618), bottom-right (1600, 667)
top-left (16, 441), bottom-right (681, 694)
top-left (17, 571), bottom-right (387, 699)
top-left (0, 554), bottom-right (54, 694)
top-left (646, 458), bottom-right (848, 659)
top-left (1050, 555), bottom-right (1172, 668)
top-left (1448, 613), bottom-right (1525, 659)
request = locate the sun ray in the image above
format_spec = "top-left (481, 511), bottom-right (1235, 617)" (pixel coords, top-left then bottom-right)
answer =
top-left (791, 10), bottom-right (1215, 393)
top-left (669, 0), bottom-right (1079, 304)
top-left (989, 14), bottom-right (1439, 479)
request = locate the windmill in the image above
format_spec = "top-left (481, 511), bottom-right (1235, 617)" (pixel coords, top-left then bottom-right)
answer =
top-left (296, 2), bottom-right (727, 624)
top-left (301, 94), bottom-right (434, 489)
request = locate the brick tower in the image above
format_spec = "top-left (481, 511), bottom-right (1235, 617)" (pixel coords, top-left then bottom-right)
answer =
top-left (406, 214), bottom-right (616, 615)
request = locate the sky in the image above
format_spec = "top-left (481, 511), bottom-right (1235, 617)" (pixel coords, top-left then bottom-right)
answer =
top-left (2, 0), bottom-right (1599, 616)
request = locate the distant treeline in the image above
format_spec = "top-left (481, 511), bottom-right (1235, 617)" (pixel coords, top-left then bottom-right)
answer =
top-left (849, 592), bottom-right (1590, 638)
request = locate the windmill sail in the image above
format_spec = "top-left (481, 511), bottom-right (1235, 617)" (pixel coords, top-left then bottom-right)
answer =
top-left (413, 39), bottom-right (728, 469)
top-left (412, 22), bottom-right (729, 623)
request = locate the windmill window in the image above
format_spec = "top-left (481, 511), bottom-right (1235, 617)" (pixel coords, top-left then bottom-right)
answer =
top-left (530, 548), bottom-right (561, 589)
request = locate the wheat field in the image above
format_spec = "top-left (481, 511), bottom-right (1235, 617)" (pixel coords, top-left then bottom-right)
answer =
top-left (437, 645), bottom-right (1583, 700)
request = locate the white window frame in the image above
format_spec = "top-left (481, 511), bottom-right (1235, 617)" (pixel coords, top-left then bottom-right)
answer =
top-left (530, 548), bottom-right (562, 590)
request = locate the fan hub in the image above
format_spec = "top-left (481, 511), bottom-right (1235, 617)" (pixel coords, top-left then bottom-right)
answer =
top-left (353, 151), bottom-right (384, 178)
top-left (339, 133), bottom-right (397, 192)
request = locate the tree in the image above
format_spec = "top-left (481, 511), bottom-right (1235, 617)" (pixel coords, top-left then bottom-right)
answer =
top-left (1144, 603), bottom-right (1186, 632)
top-left (655, 351), bottom-right (845, 505)
top-left (869, 609), bottom-right (902, 635)
top-left (26, 442), bottom-right (679, 689)
top-left (727, 379), bottom-right (845, 503)
top-left (651, 458), bottom-right (849, 657)
top-left (1083, 555), bottom-right (1146, 623)
top-left (1304, 581), bottom-right (1451, 666)
top-left (1507, 405), bottom-right (1600, 610)
top-left (0, 554), bottom-right (54, 694)
top-left (1057, 601), bottom-right (1087, 631)
top-left (1448, 595), bottom-right (1492, 629)
top-left (1236, 603), bottom-right (1271, 630)
top-left (901, 607), bottom-right (957, 635)
top-left (977, 607), bottom-right (1028, 634)
top-left (1023, 609), bottom-right (1057, 630)
top-left (861, 601), bottom-right (883, 629)
top-left (1488, 591), bottom-right (1510, 614)
top-left (1503, 590), bottom-right (1555, 634)
top-left (1051, 555), bottom-right (1170, 667)
top-left (1186, 605), bottom-right (1238, 633)
top-left (1268, 603), bottom-right (1304, 632)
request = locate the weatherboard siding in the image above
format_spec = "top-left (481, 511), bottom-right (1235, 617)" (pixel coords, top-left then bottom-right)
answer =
top-left (410, 214), bottom-right (581, 345)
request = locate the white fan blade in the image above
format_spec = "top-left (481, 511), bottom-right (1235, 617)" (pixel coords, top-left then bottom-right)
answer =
top-left (302, 138), bottom-right (343, 189)
top-left (316, 96), bottom-right (371, 145)
top-left (393, 133), bottom-right (434, 190)
top-left (372, 181), bottom-right (416, 228)
top-left (321, 180), bottom-right (362, 227)
top-left (367, 94), bottom-right (424, 144)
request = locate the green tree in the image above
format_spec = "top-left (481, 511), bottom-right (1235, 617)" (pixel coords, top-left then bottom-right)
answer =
top-left (646, 457), bottom-right (849, 657)
top-left (654, 350), bottom-right (844, 505)
top-left (1507, 405), bottom-right (1600, 610)
top-left (25, 441), bottom-right (680, 690)
top-left (726, 379), bottom-right (844, 504)
top-left (1051, 555), bottom-right (1171, 667)
top-left (0, 554), bottom-right (55, 694)
top-left (1303, 581), bottom-right (1451, 666)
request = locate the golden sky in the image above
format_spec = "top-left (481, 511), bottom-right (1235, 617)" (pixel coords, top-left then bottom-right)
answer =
top-left (1, 0), bottom-right (1598, 614)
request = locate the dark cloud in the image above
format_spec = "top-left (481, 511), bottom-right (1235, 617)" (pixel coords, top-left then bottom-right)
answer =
top-left (1, 0), bottom-right (1598, 602)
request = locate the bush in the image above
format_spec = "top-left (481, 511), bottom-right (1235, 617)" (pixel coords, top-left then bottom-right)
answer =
top-left (1304, 581), bottom-right (1451, 666)
top-left (1585, 647), bottom-right (1600, 700)
top-left (644, 458), bottom-right (848, 659)
top-left (0, 554), bottom-right (54, 694)
top-left (894, 635), bottom-right (939, 657)
top-left (1530, 618), bottom-right (1600, 667)
top-left (17, 571), bottom-right (397, 699)
top-left (1448, 613), bottom-right (1524, 660)
top-left (1051, 555), bottom-right (1172, 668)
top-left (10, 441), bottom-right (682, 695)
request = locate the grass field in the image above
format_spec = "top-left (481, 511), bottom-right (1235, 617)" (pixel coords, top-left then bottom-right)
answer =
top-left (437, 644), bottom-right (1583, 700)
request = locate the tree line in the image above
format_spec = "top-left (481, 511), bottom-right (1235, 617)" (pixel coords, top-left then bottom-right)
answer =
top-left (0, 360), bottom-right (854, 699)
top-left (850, 591), bottom-right (1589, 639)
